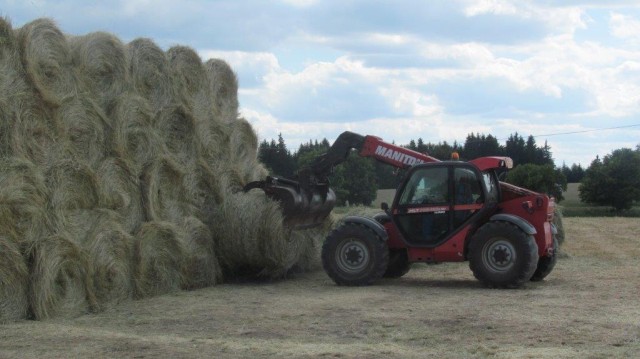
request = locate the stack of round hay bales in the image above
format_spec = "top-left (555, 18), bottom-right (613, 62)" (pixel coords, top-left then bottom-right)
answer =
top-left (0, 17), bottom-right (326, 322)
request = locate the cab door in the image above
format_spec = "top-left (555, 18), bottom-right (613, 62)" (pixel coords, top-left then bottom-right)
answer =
top-left (392, 164), bottom-right (485, 247)
top-left (393, 166), bottom-right (450, 246)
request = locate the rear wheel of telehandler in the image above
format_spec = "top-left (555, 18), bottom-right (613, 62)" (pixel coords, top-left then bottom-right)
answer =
top-left (383, 249), bottom-right (411, 278)
top-left (469, 221), bottom-right (539, 288)
top-left (530, 236), bottom-right (558, 282)
top-left (322, 222), bottom-right (389, 286)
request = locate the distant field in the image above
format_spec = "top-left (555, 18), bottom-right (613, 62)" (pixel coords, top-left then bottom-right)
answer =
top-left (561, 183), bottom-right (639, 217)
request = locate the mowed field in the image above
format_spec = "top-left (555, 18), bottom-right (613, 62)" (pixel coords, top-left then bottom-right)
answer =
top-left (1, 217), bottom-right (639, 358)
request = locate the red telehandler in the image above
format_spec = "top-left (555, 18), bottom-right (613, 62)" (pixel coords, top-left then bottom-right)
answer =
top-left (245, 131), bottom-right (558, 288)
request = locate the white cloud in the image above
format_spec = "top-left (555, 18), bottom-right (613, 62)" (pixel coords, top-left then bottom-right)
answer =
top-left (610, 12), bottom-right (640, 43)
top-left (462, 0), bottom-right (518, 17)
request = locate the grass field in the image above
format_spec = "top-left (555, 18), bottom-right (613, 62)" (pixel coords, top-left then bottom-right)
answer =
top-left (1, 217), bottom-right (639, 358)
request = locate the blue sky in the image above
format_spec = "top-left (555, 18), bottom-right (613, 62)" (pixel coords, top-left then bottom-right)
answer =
top-left (4, 0), bottom-right (640, 167)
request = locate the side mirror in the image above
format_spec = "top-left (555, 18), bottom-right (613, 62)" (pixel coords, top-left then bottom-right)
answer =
top-left (381, 202), bottom-right (389, 212)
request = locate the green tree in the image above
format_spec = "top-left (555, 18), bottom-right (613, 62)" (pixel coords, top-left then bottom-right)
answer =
top-left (258, 134), bottom-right (296, 177)
top-left (579, 148), bottom-right (640, 211)
top-left (505, 164), bottom-right (567, 202)
top-left (330, 153), bottom-right (377, 206)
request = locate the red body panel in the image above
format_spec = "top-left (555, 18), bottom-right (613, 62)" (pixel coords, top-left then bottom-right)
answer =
top-left (359, 135), bottom-right (440, 168)
top-left (498, 182), bottom-right (555, 257)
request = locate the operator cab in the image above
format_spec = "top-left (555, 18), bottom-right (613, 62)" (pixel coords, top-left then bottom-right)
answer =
top-left (391, 162), bottom-right (500, 247)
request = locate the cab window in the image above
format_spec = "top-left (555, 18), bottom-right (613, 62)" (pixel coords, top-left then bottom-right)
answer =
top-left (399, 167), bottom-right (449, 205)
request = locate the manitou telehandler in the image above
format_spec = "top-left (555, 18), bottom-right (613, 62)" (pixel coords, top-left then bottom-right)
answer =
top-left (245, 131), bottom-right (558, 288)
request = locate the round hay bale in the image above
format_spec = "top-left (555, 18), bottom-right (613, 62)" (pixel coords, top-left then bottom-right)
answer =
top-left (0, 157), bottom-right (48, 236)
top-left (16, 18), bottom-right (75, 106)
top-left (133, 221), bottom-right (186, 298)
top-left (128, 38), bottom-right (173, 111)
top-left (182, 159), bottom-right (223, 225)
top-left (95, 156), bottom-right (144, 233)
top-left (167, 45), bottom-right (206, 99)
top-left (8, 104), bottom-right (59, 166)
top-left (179, 216), bottom-right (222, 289)
top-left (45, 157), bottom-right (99, 211)
top-left (140, 155), bottom-right (197, 223)
top-left (213, 189), bottom-right (302, 280)
top-left (62, 209), bottom-right (134, 306)
top-left (0, 233), bottom-right (29, 322)
top-left (56, 96), bottom-right (109, 165)
top-left (110, 94), bottom-right (163, 171)
top-left (228, 117), bottom-right (269, 186)
top-left (69, 32), bottom-right (128, 112)
top-left (27, 234), bottom-right (98, 320)
top-left (155, 104), bottom-right (199, 165)
top-left (204, 58), bottom-right (238, 123)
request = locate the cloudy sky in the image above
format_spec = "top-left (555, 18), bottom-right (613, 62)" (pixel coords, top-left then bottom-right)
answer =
top-left (4, 0), bottom-right (640, 167)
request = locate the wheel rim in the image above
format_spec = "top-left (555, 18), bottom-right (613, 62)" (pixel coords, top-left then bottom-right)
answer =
top-left (336, 239), bottom-right (370, 274)
top-left (482, 238), bottom-right (517, 273)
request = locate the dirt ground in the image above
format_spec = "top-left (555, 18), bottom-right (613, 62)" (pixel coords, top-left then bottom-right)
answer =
top-left (1, 217), bottom-right (639, 358)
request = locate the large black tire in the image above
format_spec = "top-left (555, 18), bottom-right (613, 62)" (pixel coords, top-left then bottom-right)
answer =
top-left (383, 249), bottom-right (411, 278)
top-left (530, 236), bottom-right (558, 282)
top-left (322, 222), bottom-right (389, 286)
top-left (469, 221), bottom-right (539, 288)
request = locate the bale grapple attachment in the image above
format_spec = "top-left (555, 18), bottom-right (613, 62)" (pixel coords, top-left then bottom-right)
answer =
top-left (243, 176), bottom-right (336, 229)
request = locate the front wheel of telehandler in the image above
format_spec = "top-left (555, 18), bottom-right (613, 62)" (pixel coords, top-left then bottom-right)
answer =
top-left (469, 221), bottom-right (539, 288)
top-left (322, 222), bottom-right (389, 286)
top-left (530, 236), bottom-right (558, 282)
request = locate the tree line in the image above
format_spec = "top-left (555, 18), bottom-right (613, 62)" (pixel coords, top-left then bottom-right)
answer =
top-left (258, 132), bottom-right (639, 211)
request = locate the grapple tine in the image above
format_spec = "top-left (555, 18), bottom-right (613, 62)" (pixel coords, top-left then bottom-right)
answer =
top-left (244, 176), bottom-right (336, 229)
